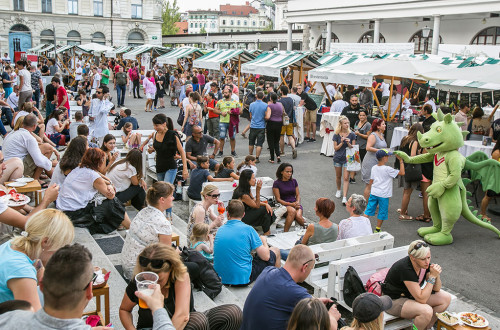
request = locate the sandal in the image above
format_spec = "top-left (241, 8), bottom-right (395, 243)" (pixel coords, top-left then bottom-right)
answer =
top-left (277, 157), bottom-right (281, 163)
top-left (415, 214), bottom-right (432, 223)
top-left (268, 160), bottom-right (275, 164)
top-left (241, 132), bottom-right (247, 139)
top-left (399, 214), bottom-right (414, 221)
top-left (39, 181), bottom-right (49, 189)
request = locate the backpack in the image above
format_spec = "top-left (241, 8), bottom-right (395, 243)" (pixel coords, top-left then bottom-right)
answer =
top-left (130, 67), bottom-right (139, 81)
top-left (343, 266), bottom-right (366, 307)
top-left (180, 247), bottom-right (222, 299)
top-left (365, 268), bottom-right (390, 296)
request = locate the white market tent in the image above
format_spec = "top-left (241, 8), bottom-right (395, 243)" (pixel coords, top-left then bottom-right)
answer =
top-left (241, 50), bottom-right (321, 78)
top-left (156, 46), bottom-right (206, 66)
top-left (122, 44), bottom-right (170, 60)
top-left (418, 62), bottom-right (500, 92)
top-left (193, 49), bottom-right (256, 71)
top-left (80, 43), bottom-right (114, 53)
top-left (104, 46), bottom-right (133, 58)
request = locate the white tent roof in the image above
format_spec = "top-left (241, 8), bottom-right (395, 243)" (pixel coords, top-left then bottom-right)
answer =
top-left (193, 49), bottom-right (256, 71)
top-left (156, 47), bottom-right (206, 66)
top-left (80, 43), bottom-right (114, 53)
top-left (309, 57), bottom-right (453, 86)
top-left (418, 64), bottom-right (500, 92)
top-left (241, 51), bottom-right (320, 78)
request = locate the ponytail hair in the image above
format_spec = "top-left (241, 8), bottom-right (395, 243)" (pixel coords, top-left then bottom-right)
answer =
top-left (146, 181), bottom-right (174, 206)
top-left (237, 155), bottom-right (256, 173)
top-left (216, 156), bottom-right (233, 176)
top-left (11, 209), bottom-right (74, 260)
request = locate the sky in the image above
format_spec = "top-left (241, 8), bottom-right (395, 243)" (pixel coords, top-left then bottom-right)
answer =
top-left (175, 0), bottom-right (251, 13)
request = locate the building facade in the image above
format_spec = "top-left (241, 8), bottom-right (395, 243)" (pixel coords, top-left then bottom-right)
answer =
top-left (0, 0), bottom-right (162, 58)
top-left (218, 2), bottom-right (271, 33)
top-left (280, 0), bottom-right (500, 54)
top-left (187, 10), bottom-right (220, 34)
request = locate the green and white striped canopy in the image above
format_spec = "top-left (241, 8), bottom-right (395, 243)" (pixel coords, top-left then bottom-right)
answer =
top-left (104, 46), bottom-right (132, 58)
top-left (55, 45), bottom-right (92, 54)
top-left (156, 47), bottom-right (206, 66)
top-left (241, 51), bottom-right (320, 78)
top-left (27, 44), bottom-right (50, 54)
top-left (34, 44), bottom-right (56, 54)
top-left (123, 45), bottom-right (170, 60)
top-left (193, 49), bottom-right (256, 71)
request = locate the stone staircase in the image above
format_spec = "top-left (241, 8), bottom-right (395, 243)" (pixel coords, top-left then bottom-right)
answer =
top-left (77, 208), bottom-right (251, 329)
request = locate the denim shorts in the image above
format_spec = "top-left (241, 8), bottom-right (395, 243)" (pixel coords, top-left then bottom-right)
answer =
top-left (333, 161), bottom-right (347, 168)
top-left (219, 122), bottom-right (230, 139)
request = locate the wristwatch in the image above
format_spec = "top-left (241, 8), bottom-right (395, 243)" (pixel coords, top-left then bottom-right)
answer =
top-left (426, 277), bottom-right (436, 285)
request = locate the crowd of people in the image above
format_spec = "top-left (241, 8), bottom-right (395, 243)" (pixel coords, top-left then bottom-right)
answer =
top-left (0, 55), bottom-right (497, 330)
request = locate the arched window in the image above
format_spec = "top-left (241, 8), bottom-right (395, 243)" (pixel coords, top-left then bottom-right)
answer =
top-left (316, 32), bottom-right (340, 52)
top-left (92, 32), bottom-right (105, 45)
top-left (128, 31), bottom-right (144, 46)
top-left (358, 30), bottom-right (385, 43)
top-left (409, 29), bottom-right (443, 54)
top-left (10, 24), bottom-right (30, 32)
top-left (67, 30), bottom-right (81, 45)
top-left (40, 29), bottom-right (54, 44)
top-left (470, 26), bottom-right (500, 45)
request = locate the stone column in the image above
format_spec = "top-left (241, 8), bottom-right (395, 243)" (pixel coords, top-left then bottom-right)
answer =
top-left (302, 24), bottom-right (310, 51)
top-left (373, 19), bottom-right (380, 43)
top-left (325, 21), bottom-right (332, 52)
top-left (287, 23), bottom-right (293, 51)
top-left (431, 15), bottom-right (441, 55)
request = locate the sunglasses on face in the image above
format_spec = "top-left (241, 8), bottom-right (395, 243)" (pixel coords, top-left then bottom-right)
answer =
top-left (302, 254), bottom-right (320, 266)
top-left (139, 255), bottom-right (171, 269)
top-left (96, 91), bottom-right (103, 94)
top-left (207, 193), bottom-right (220, 198)
top-left (83, 272), bottom-right (97, 291)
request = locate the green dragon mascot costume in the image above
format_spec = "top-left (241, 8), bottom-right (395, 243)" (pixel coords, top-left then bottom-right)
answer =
top-left (394, 109), bottom-right (500, 245)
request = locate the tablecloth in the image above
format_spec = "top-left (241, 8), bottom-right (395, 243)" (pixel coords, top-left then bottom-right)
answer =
top-left (319, 112), bottom-right (340, 156)
top-left (482, 107), bottom-right (500, 121)
top-left (390, 127), bottom-right (409, 149)
top-left (459, 140), bottom-right (493, 158)
top-left (294, 106), bottom-right (305, 145)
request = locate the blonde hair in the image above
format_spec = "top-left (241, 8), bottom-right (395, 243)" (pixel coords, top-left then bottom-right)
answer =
top-left (14, 115), bottom-right (25, 131)
top-left (201, 184), bottom-right (218, 199)
top-left (133, 243), bottom-right (187, 288)
top-left (349, 312), bottom-right (384, 330)
top-left (190, 223), bottom-right (209, 245)
top-left (334, 115), bottom-right (351, 135)
top-left (408, 240), bottom-right (431, 259)
top-left (11, 209), bottom-right (75, 260)
top-left (334, 92), bottom-right (343, 100)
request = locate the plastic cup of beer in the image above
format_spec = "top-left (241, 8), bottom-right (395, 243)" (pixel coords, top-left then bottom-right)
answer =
top-left (135, 271), bottom-right (159, 309)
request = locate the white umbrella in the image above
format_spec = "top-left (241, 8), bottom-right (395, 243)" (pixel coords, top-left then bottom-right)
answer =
top-left (79, 43), bottom-right (114, 53)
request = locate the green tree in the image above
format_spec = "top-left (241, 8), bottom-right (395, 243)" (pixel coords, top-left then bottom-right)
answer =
top-left (200, 26), bottom-right (207, 34)
top-left (161, 0), bottom-right (181, 35)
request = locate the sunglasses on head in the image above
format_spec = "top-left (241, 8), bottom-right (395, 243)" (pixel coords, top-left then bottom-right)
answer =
top-left (139, 255), bottom-right (171, 269)
top-left (411, 242), bottom-right (429, 253)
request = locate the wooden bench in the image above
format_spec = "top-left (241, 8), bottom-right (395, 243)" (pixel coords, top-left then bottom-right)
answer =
top-left (316, 246), bottom-right (456, 330)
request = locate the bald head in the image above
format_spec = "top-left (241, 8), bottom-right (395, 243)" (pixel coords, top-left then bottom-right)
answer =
top-left (284, 245), bottom-right (315, 283)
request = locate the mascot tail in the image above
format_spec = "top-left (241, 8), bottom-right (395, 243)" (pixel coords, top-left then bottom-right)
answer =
top-left (460, 185), bottom-right (500, 237)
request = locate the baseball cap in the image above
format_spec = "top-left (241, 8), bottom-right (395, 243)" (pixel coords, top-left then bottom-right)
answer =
top-left (352, 293), bottom-right (392, 323)
top-left (376, 149), bottom-right (393, 160)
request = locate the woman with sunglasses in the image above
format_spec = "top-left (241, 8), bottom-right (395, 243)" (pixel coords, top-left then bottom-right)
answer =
top-left (121, 182), bottom-right (175, 280)
top-left (119, 243), bottom-right (243, 330)
top-left (187, 184), bottom-right (224, 238)
top-left (382, 240), bottom-right (451, 330)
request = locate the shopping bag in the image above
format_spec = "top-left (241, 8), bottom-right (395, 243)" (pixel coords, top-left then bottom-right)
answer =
top-left (346, 145), bottom-right (361, 172)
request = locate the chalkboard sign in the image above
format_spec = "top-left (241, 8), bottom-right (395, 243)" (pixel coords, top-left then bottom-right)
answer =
top-left (449, 92), bottom-right (458, 107)
top-left (417, 88), bottom-right (427, 101)
top-left (482, 91), bottom-right (493, 107)
top-left (429, 88), bottom-right (438, 100)
top-left (308, 93), bottom-right (325, 108)
top-left (494, 90), bottom-right (500, 105)
top-left (470, 93), bottom-right (481, 107)
top-left (460, 93), bottom-right (470, 107)
top-left (438, 90), bottom-right (448, 104)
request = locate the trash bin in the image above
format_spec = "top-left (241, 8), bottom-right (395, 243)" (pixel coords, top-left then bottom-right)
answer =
top-left (385, 121), bottom-right (403, 148)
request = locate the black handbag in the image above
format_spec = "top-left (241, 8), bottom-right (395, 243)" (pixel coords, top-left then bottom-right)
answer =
top-left (404, 163), bottom-right (422, 182)
top-left (177, 108), bottom-right (185, 126)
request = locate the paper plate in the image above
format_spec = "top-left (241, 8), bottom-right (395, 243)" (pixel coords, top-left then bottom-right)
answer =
top-left (7, 195), bottom-right (30, 207)
top-left (7, 182), bottom-right (27, 187)
top-left (459, 312), bottom-right (489, 328)
top-left (16, 177), bottom-right (35, 183)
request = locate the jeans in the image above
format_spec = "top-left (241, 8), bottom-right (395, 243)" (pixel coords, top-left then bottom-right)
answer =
top-left (157, 168), bottom-right (177, 215)
top-left (32, 89), bottom-right (41, 109)
top-left (116, 84), bottom-right (126, 106)
top-left (266, 121), bottom-right (282, 161)
top-left (2, 107), bottom-right (13, 128)
top-left (132, 80), bottom-right (141, 98)
top-left (0, 119), bottom-right (6, 136)
top-left (116, 184), bottom-right (146, 210)
top-left (45, 101), bottom-right (55, 125)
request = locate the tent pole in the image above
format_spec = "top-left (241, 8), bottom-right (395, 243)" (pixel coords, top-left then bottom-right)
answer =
top-left (321, 82), bottom-right (332, 104)
top-left (387, 77), bottom-right (394, 122)
top-left (299, 59), bottom-right (303, 88)
top-left (392, 88), bottom-right (409, 121)
top-left (237, 55), bottom-right (241, 88)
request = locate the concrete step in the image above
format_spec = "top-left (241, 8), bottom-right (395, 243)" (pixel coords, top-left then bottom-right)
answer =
top-left (213, 286), bottom-right (246, 309)
top-left (193, 290), bottom-right (218, 311)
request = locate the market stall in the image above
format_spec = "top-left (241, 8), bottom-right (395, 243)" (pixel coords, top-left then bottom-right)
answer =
top-left (156, 46), bottom-right (206, 71)
top-left (122, 44), bottom-right (170, 70)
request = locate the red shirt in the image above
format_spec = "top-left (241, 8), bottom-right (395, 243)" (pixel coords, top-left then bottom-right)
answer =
top-left (114, 65), bottom-right (120, 73)
top-left (57, 86), bottom-right (70, 114)
top-left (207, 99), bottom-right (218, 118)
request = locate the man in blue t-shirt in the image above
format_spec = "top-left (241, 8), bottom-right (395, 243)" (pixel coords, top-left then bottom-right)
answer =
top-left (241, 244), bottom-right (341, 330)
top-left (248, 91), bottom-right (268, 162)
top-left (214, 199), bottom-right (280, 285)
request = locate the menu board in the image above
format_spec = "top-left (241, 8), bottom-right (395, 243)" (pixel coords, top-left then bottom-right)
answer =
top-left (429, 88), bottom-right (438, 101)
top-left (449, 92), bottom-right (458, 106)
top-left (482, 91), bottom-right (492, 107)
top-left (438, 90), bottom-right (448, 104)
top-left (470, 93), bottom-right (481, 107)
top-left (460, 93), bottom-right (470, 107)
top-left (493, 90), bottom-right (500, 105)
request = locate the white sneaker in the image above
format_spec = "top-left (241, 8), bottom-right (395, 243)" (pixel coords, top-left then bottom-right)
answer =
top-left (335, 190), bottom-right (341, 198)
top-left (342, 197), bottom-right (347, 205)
